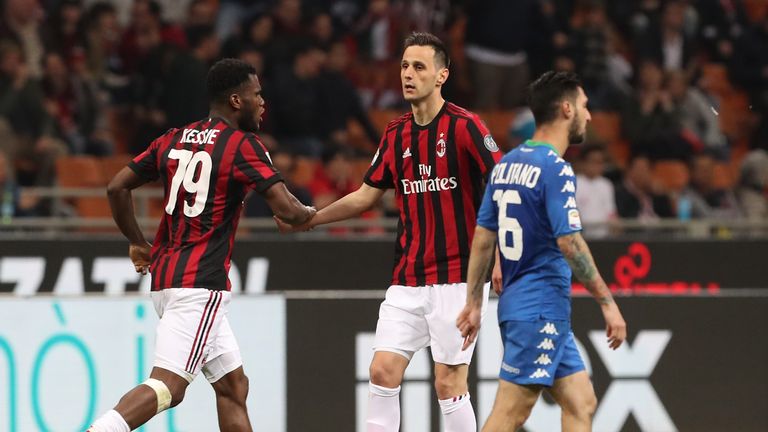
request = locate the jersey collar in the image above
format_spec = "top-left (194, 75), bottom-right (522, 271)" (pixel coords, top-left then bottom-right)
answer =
top-left (524, 140), bottom-right (558, 154)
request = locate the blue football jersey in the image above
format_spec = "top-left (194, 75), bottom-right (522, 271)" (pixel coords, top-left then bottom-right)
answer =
top-left (477, 140), bottom-right (582, 322)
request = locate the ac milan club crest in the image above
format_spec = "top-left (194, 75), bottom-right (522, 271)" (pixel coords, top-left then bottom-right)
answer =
top-left (436, 134), bottom-right (446, 158)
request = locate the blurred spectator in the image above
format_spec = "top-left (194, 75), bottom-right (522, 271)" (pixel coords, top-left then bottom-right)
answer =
top-left (162, 24), bottom-right (219, 128)
top-left (308, 12), bottom-right (335, 51)
top-left (531, 0), bottom-right (571, 77)
top-left (358, 60), bottom-right (403, 110)
top-left (353, 0), bottom-right (402, 62)
top-left (118, 0), bottom-right (186, 75)
top-left (84, 2), bottom-right (122, 82)
top-left (729, 14), bottom-right (768, 119)
top-left (308, 145), bottom-right (359, 210)
top-left (268, 44), bottom-right (326, 157)
top-left (0, 40), bottom-right (66, 187)
top-left (464, 0), bottom-right (542, 109)
top-left (568, 0), bottom-right (629, 111)
top-left (697, 0), bottom-right (747, 63)
top-left (667, 69), bottom-right (727, 158)
top-left (622, 60), bottom-right (691, 160)
top-left (41, 0), bottom-right (86, 66)
top-left (615, 154), bottom-right (676, 219)
top-left (575, 145), bottom-right (617, 237)
top-left (635, 0), bottom-right (698, 73)
top-left (679, 152), bottom-right (742, 219)
top-left (269, 0), bottom-right (308, 67)
top-left (215, 0), bottom-right (270, 41)
top-left (627, 0), bottom-right (664, 40)
top-left (42, 51), bottom-right (112, 155)
top-left (403, 0), bottom-right (452, 35)
top-left (0, 149), bottom-right (19, 220)
top-left (508, 107), bottom-right (536, 149)
top-left (1, 0), bottom-right (45, 78)
top-left (221, 13), bottom-right (277, 77)
top-left (736, 149), bottom-right (768, 220)
top-left (318, 40), bottom-right (379, 148)
top-left (186, 0), bottom-right (218, 27)
top-left (238, 45), bottom-right (265, 76)
top-left (244, 149), bottom-right (312, 217)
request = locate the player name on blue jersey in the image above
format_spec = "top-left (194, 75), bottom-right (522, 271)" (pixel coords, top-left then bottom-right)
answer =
top-left (489, 162), bottom-right (542, 188)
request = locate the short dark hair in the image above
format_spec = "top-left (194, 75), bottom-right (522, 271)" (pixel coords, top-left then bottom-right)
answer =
top-left (207, 58), bottom-right (257, 104)
top-left (526, 71), bottom-right (582, 125)
top-left (403, 32), bottom-right (450, 69)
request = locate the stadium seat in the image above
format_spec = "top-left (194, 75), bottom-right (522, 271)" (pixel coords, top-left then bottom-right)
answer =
top-left (100, 154), bottom-right (134, 180)
top-left (653, 160), bottom-right (690, 192)
top-left (55, 156), bottom-right (112, 220)
top-left (712, 162), bottom-right (736, 189)
top-left (589, 112), bottom-right (630, 167)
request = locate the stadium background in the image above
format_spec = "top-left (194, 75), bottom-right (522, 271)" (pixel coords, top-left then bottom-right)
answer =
top-left (0, 0), bottom-right (767, 431)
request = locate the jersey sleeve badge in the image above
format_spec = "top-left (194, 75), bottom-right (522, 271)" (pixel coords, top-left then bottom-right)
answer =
top-left (568, 209), bottom-right (582, 230)
top-left (484, 134), bottom-right (499, 152)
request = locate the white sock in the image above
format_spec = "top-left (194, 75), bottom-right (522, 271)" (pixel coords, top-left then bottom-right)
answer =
top-left (367, 382), bottom-right (401, 432)
top-left (87, 409), bottom-right (131, 432)
top-left (439, 392), bottom-right (476, 432)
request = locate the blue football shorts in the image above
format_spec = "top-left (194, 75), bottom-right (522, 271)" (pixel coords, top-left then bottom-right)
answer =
top-left (498, 318), bottom-right (585, 387)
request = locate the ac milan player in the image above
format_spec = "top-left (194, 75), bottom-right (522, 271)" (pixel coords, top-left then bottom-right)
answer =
top-left (89, 59), bottom-right (314, 432)
top-left (276, 32), bottom-right (502, 431)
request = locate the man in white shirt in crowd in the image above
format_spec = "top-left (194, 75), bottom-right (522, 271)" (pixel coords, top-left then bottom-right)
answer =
top-left (575, 145), bottom-right (616, 237)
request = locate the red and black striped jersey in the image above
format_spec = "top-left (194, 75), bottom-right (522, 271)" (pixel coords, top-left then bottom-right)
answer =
top-left (364, 102), bottom-right (502, 287)
top-left (129, 117), bottom-right (282, 291)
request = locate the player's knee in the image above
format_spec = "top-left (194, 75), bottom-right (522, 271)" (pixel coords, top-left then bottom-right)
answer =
top-left (169, 386), bottom-right (186, 408)
top-left (513, 405), bottom-right (535, 429)
top-left (139, 378), bottom-right (185, 411)
top-left (214, 372), bottom-right (249, 403)
top-left (578, 392), bottom-right (598, 419)
top-left (565, 392), bottom-right (597, 421)
top-left (433, 374), bottom-right (464, 400)
top-left (369, 362), bottom-right (402, 388)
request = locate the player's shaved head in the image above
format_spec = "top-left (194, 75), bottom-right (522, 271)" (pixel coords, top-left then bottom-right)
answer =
top-left (403, 32), bottom-right (450, 69)
top-left (207, 58), bottom-right (258, 105)
top-left (527, 71), bottom-right (582, 125)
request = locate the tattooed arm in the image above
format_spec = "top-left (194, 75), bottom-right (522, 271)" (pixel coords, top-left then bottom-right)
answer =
top-left (557, 232), bottom-right (613, 305)
top-left (456, 226), bottom-right (496, 350)
top-left (557, 232), bottom-right (627, 349)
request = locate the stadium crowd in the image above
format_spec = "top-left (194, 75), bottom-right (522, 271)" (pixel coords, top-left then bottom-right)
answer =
top-left (0, 0), bottom-right (766, 228)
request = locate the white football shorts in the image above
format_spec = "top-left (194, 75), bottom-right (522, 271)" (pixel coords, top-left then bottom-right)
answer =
top-left (373, 282), bottom-right (490, 365)
top-left (151, 288), bottom-right (242, 383)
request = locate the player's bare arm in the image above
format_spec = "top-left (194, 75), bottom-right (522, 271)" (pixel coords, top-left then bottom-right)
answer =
top-left (263, 182), bottom-right (316, 225)
top-left (275, 183), bottom-right (384, 232)
top-left (557, 232), bottom-right (627, 349)
top-left (456, 226), bottom-right (496, 350)
top-left (107, 167), bottom-right (152, 274)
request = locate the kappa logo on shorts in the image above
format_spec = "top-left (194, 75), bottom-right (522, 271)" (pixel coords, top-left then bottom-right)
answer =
top-left (534, 353), bottom-right (552, 365)
top-left (529, 368), bottom-right (550, 379)
top-left (537, 338), bottom-right (555, 350)
top-left (539, 322), bottom-right (559, 335)
top-left (501, 362), bottom-right (520, 375)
